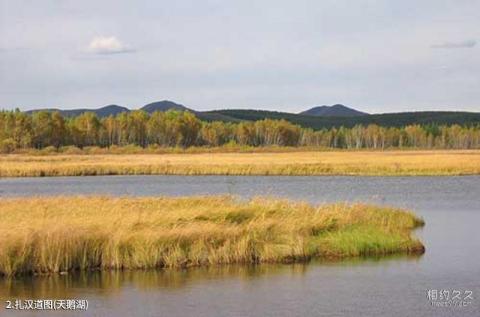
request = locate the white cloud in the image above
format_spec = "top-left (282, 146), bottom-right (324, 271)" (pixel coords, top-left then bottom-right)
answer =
top-left (87, 36), bottom-right (133, 54)
top-left (431, 40), bottom-right (476, 49)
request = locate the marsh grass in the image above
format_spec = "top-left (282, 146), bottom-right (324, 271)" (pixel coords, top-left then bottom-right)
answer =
top-left (0, 196), bottom-right (424, 276)
top-left (0, 150), bottom-right (479, 177)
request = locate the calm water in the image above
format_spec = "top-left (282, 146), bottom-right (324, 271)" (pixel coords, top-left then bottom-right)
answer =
top-left (1, 176), bottom-right (479, 317)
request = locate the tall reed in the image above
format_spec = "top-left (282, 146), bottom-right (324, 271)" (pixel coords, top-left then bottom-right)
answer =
top-left (0, 196), bottom-right (424, 276)
top-left (0, 150), bottom-right (479, 177)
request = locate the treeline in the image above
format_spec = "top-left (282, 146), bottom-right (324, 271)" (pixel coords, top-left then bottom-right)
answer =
top-left (1, 109), bottom-right (479, 153)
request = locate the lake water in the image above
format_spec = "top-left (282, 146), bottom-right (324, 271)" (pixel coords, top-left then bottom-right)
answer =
top-left (0, 176), bottom-right (479, 317)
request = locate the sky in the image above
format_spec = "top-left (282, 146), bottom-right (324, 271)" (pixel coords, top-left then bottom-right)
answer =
top-left (0, 0), bottom-right (479, 114)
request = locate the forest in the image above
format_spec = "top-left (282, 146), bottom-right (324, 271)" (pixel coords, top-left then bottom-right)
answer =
top-left (210, 109), bottom-right (480, 129)
top-left (1, 109), bottom-right (479, 153)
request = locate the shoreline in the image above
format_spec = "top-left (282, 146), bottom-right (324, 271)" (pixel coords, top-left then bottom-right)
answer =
top-left (1, 150), bottom-right (479, 177)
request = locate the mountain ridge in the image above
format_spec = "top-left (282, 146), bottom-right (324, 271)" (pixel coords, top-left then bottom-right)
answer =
top-left (300, 104), bottom-right (368, 117)
top-left (141, 100), bottom-right (192, 113)
top-left (25, 104), bottom-right (129, 117)
top-left (19, 100), bottom-right (480, 129)
top-left (24, 101), bottom-right (371, 118)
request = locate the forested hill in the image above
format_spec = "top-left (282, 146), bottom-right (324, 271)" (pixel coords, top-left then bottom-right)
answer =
top-left (206, 109), bottom-right (480, 129)
top-left (22, 100), bottom-right (480, 130)
top-left (299, 104), bottom-right (368, 117)
top-left (25, 100), bottom-right (240, 123)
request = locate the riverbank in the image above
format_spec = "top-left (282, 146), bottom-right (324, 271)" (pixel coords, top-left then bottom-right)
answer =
top-left (0, 196), bottom-right (424, 276)
top-left (0, 150), bottom-right (479, 177)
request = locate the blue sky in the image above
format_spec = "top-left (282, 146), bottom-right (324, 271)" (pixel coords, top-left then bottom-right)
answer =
top-left (0, 0), bottom-right (479, 113)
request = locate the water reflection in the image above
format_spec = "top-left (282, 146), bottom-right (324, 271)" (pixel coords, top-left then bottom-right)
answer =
top-left (1, 254), bottom-right (422, 300)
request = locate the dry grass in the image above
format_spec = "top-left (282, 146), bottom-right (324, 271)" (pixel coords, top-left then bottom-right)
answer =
top-left (0, 196), bottom-right (424, 276)
top-left (0, 150), bottom-right (479, 177)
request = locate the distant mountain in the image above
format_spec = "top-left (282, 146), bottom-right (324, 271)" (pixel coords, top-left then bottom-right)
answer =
top-left (139, 100), bottom-right (239, 122)
top-left (21, 100), bottom-right (480, 129)
top-left (95, 105), bottom-right (130, 117)
top-left (300, 104), bottom-right (368, 117)
top-left (26, 104), bottom-right (129, 117)
top-left (141, 100), bottom-right (192, 113)
top-left (25, 101), bottom-right (190, 118)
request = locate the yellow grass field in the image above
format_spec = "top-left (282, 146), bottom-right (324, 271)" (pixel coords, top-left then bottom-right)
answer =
top-left (0, 149), bottom-right (479, 177)
top-left (0, 196), bottom-right (424, 276)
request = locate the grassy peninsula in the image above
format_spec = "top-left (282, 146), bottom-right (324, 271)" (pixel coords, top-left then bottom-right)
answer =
top-left (0, 149), bottom-right (479, 177)
top-left (0, 196), bottom-right (424, 276)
